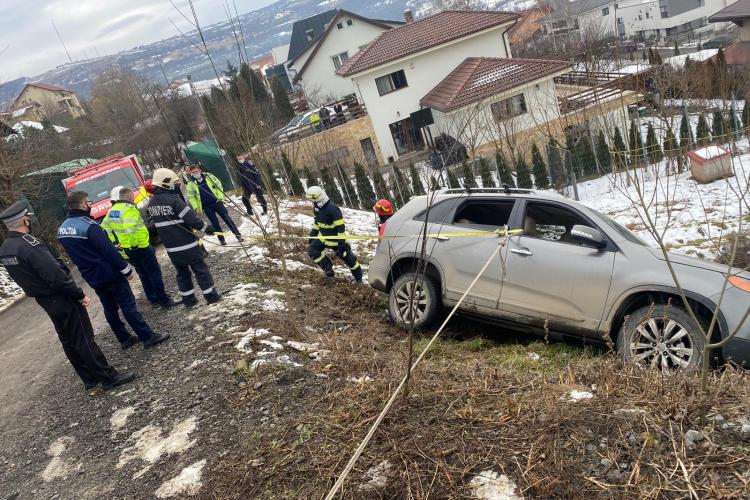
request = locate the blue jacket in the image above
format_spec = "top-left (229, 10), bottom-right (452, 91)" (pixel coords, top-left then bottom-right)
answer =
top-left (58, 209), bottom-right (133, 288)
top-left (239, 160), bottom-right (264, 193)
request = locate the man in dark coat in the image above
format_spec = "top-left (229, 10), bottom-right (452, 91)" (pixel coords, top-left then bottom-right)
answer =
top-left (238, 155), bottom-right (268, 215)
top-left (148, 168), bottom-right (221, 307)
top-left (0, 201), bottom-right (135, 391)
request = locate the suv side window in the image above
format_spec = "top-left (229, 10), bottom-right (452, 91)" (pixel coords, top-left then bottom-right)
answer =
top-left (523, 202), bottom-right (591, 244)
top-left (452, 200), bottom-right (515, 229)
top-left (413, 199), bottom-right (460, 223)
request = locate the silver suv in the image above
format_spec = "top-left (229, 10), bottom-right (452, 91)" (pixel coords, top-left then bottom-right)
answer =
top-left (368, 188), bottom-right (750, 370)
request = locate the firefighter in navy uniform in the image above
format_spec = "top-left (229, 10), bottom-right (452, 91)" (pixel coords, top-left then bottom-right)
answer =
top-left (305, 186), bottom-right (363, 282)
top-left (0, 201), bottom-right (135, 392)
top-left (147, 168), bottom-right (221, 307)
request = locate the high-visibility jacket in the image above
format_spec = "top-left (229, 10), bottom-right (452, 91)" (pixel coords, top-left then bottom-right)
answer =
top-left (309, 200), bottom-right (346, 248)
top-left (186, 173), bottom-right (224, 212)
top-left (101, 201), bottom-right (150, 250)
top-left (310, 112), bottom-right (321, 127)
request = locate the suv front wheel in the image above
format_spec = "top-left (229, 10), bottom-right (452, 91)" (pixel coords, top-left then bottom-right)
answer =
top-left (388, 272), bottom-right (441, 330)
top-left (617, 304), bottom-right (705, 371)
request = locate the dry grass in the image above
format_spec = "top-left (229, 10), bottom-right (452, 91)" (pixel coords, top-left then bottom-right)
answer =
top-left (201, 266), bottom-right (750, 499)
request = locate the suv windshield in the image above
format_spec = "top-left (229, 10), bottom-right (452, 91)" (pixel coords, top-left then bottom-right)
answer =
top-left (73, 169), bottom-right (141, 203)
top-left (591, 208), bottom-right (647, 246)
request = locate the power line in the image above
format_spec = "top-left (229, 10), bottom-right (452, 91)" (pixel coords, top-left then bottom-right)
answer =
top-left (51, 20), bottom-right (73, 65)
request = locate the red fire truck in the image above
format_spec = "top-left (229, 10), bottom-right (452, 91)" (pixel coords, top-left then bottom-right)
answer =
top-left (62, 153), bottom-right (150, 220)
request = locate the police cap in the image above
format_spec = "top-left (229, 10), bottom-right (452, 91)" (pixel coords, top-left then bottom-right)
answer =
top-left (0, 201), bottom-right (33, 224)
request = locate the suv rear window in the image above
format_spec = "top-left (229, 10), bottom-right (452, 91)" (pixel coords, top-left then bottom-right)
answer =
top-left (453, 200), bottom-right (515, 228)
top-left (413, 199), bottom-right (460, 223)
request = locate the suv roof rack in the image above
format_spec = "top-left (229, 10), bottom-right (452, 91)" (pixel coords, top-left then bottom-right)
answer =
top-left (438, 184), bottom-right (536, 195)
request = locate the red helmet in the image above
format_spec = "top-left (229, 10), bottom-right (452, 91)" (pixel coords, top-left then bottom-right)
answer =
top-left (144, 178), bottom-right (156, 194)
top-left (373, 199), bottom-right (394, 216)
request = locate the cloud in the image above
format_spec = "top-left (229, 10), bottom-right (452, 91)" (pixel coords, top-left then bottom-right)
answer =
top-left (0, 0), bottom-right (277, 81)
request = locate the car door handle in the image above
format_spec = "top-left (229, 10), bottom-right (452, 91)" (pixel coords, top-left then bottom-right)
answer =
top-left (431, 235), bottom-right (450, 241)
top-left (510, 247), bottom-right (533, 256)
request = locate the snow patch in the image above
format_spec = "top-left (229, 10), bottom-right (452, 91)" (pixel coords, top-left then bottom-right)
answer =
top-left (563, 390), bottom-right (594, 403)
top-left (468, 470), bottom-right (523, 500)
top-left (117, 416), bottom-right (198, 473)
top-left (359, 460), bottom-right (393, 492)
top-left (41, 436), bottom-right (80, 482)
top-left (235, 328), bottom-right (271, 352)
top-left (155, 459), bottom-right (207, 498)
top-left (349, 375), bottom-right (373, 384)
top-left (110, 406), bottom-right (136, 434)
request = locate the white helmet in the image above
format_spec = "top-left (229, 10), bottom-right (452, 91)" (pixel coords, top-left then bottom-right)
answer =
top-left (305, 186), bottom-right (329, 206)
top-left (152, 168), bottom-right (178, 190)
top-left (110, 186), bottom-right (125, 201)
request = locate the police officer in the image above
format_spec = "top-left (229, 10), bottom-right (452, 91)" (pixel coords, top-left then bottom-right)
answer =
top-left (148, 168), bottom-right (221, 307)
top-left (237, 155), bottom-right (268, 216)
top-left (58, 191), bottom-right (170, 350)
top-left (102, 186), bottom-right (177, 309)
top-left (305, 186), bottom-right (363, 282)
top-left (0, 201), bottom-right (135, 391)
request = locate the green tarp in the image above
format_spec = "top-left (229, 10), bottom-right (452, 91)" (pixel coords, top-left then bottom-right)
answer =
top-left (182, 140), bottom-right (235, 190)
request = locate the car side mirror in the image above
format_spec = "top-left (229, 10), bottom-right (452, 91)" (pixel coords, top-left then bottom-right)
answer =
top-left (571, 224), bottom-right (607, 249)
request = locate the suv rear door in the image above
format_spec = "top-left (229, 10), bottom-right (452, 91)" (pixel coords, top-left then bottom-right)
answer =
top-left (499, 199), bottom-right (615, 335)
top-left (428, 198), bottom-right (517, 311)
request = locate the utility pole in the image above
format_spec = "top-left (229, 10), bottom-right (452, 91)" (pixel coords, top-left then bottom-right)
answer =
top-left (51, 20), bottom-right (73, 64)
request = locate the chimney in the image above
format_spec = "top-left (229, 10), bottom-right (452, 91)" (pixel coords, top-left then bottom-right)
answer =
top-left (404, 9), bottom-right (414, 23)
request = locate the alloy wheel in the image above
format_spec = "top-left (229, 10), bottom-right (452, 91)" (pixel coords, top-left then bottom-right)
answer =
top-left (394, 279), bottom-right (428, 325)
top-left (629, 317), bottom-right (695, 370)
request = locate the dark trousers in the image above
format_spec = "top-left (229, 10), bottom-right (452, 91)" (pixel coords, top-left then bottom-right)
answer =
top-left (241, 189), bottom-right (267, 215)
top-left (125, 246), bottom-right (170, 305)
top-left (175, 259), bottom-right (215, 304)
top-left (204, 202), bottom-right (240, 236)
top-left (93, 277), bottom-right (155, 344)
top-left (36, 295), bottom-right (118, 385)
top-left (307, 240), bottom-right (363, 281)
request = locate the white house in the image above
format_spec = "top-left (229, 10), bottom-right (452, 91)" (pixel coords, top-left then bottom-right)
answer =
top-left (287, 10), bottom-right (403, 104)
top-left (337, 10), bottom-right (521, 161)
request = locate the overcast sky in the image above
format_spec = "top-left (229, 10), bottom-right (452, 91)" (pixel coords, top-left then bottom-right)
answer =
top-left (0, 0), bottom-right (278, 81)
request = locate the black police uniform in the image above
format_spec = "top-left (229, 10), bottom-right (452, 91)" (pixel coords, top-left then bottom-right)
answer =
top-left (0, 204), bottom-right (120, 388)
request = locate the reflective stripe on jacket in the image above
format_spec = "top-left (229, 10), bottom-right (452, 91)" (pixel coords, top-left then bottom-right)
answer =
top-left (147, 188), bottom-right (208, 266)
top-left (186, 173), bottom-right (224, 212)
top-left (101, 201), bottom-right (149, 250)
top-left (310, 200), bottom-right (346, 247)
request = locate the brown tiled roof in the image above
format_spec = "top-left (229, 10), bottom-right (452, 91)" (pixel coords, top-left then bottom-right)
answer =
top-left (420, 57), bottom-right (570, 112)
top-left (27, 82), bottom-right (69, 92)
top-left (336, 10), bottom-right (521, 76)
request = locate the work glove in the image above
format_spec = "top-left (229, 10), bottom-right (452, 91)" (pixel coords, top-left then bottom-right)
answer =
top-left (195, 208), bottom-right (204, 216)
top-left (205, 225), bottom-right (218, 235)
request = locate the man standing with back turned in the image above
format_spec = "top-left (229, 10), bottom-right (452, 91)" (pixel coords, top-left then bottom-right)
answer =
top-left (58, 191), bottom-right (170, 350)
top-left (0, 201), bottom-right (135, 391)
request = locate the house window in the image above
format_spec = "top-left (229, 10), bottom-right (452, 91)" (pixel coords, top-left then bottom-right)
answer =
top-left (490, 94), bottom-right (527, 121)
top-left (645, 11), bottom-right (650, 18)
top-left (698, 0), bottom-right (704, 5)
top-left (332, 51), bottom-right (349, 70)
top-left (617, 17), bottom-right (624, 24)
top-left (573, 18), bottom-right (580, 29)
top-left (638, 14), bottom-right (642, 20)
top-left (660, 6), bottom-right (669, 17)
top-left (602, 7), bottom-right (609, 16)
top-left (552, 20), bottom-right (567, 30)
top-left (336, 22), bottom-right (343, 29)
top-left (305, 29), bottom-right (315, 41)
top-left (375, 70), bottom-right (408, 96)
top-left (346, 19), bottom-right (353, 26)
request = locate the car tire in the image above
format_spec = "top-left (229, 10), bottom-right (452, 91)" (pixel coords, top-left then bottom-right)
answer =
top-left (388, 272), bottom-right (441, 330)
top-left (617, 304), bottom-right (705, 371)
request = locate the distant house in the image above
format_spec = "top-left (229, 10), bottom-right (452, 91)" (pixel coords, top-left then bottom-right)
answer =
top-left (337, 10), bottom-right (521, 161)
top-left (10, 82), bottom-right (85, 122)
top-left (708, 0), bottom-right (750, 65)
top-left (287, 9), bottom-right (403, 104)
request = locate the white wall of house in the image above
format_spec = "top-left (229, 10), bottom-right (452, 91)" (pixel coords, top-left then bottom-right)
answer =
top-left (348, 24), bottom-right (513, 161)
top-left (615, 0), bottom-right (730, 38)
top-left (290, 16), bottom-right (398, 104)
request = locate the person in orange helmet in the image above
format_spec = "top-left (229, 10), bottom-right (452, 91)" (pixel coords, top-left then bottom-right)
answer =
top-left (373, 199), bottom-right (395, 237)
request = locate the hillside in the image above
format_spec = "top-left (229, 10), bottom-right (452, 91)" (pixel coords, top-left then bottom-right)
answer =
top-left (0, 0), bottom-right (532, 106)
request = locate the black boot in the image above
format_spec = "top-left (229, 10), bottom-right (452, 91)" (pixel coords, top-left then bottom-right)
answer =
top-left (103, 371), bottom-right (137, 391)
top-left (205, 291), bottom-right (222, 304)
top-left (218, 234), bottom-right (227, 246)
top-left (120, 335), bottom-right (139, 350)
top-left (143, 333), bottom-right (171, 349)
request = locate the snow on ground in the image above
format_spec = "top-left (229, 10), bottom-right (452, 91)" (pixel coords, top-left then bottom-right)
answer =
top-left (468, 470), bottom-right (524, 500)
top-left (154, 459), bottom-right (207, 498)
top-left (666, 48), bottom-right (718, 67)
top-left (0, 267), bottom-right (23, 310)
top-left (116, 416), bottom-right (198, 477)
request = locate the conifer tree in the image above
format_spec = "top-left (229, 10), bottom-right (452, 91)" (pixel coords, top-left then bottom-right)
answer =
top-left (319, 166), bottom-right (343, 205)
top-left (575, 135), bottom-right (597, 176)
top-left (679, 113), bottom-right (693, 150)
top-left (393, 167), bottom-right (412, 206)
top-left (663, 126), bottom-right (678, 157)
top-left (674, 40), bottom-right (679, 56)
top-left (696, 113), bottom-right (711, 146)
top-left (240, 63), bottom-right (269, 105)
top-left (281, 152), bottom-right (304, 196)
top-left (712, 109), bottom-right (726, 142)
top-left (594, 131), bottom-right (612, 174)
top-left (742, 101), bottom-right (750, 131)
top-left (495, 150), bottom-right (515, 187)
top-left (460, 161), bottom-right (477, 188)
top-left (270, 76), bottom-right (294, 122)
top-left (547, 138), bottom-right (565, 188)
top-left (262, 162), bottom-right (282, 192)
top-left (530, 143), bottom-right (549, 189)
top-left (303, 166), bottom-right (319, 189)
top-left (371, 167), bottom-right (390, 199)
top-left (478, 157), bottom-right (496, 188)
top-left (337, 166), bottom-right (360, 208)
top-left (648, 47), bottom-right (655, 64)
top-left (645, 122), bottom-right (663, 164)
top-left (354, 163), bottom-right (377, 209)
top-left (628, 120), bottom-right (645, 164)
top-left (515, 157), bottom-right (533, 189)
top-left (409, 163), bottom-right (426, 195)
top-left (446, 167), bottom-right (460, 189)
top-left (728, 106), bottom-right (741, 139)
top-left (613, 126), bottom-right (628, 170)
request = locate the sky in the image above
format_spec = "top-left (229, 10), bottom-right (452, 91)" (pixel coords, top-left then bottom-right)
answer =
top-left (0, 0), bottom-right (278, 81)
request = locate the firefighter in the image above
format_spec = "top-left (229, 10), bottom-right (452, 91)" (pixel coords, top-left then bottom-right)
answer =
top-left (0, 201), bottom-right (135, 392)
top-left (58, 191), bottom-right (170, 350)
top-left (305, 186), bottom-right (362, 283)
top-left (186, 165), bottom-right (242, 246)
top-left (148, 168), bottom-right (221, 307)
top-left (102, 186), bottom-right (177, 309)
top-left (373, 199), bottom-right (394, 236)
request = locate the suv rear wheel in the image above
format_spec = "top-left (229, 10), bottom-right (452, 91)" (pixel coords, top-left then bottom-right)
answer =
top-left (617, 304), bottom-right (705, 371)
top-left (388, 272), bottom-right (441, 330)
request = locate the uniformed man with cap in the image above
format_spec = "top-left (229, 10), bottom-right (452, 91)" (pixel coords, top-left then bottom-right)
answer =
top-left (0, 201), bottom-right (135, 392)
